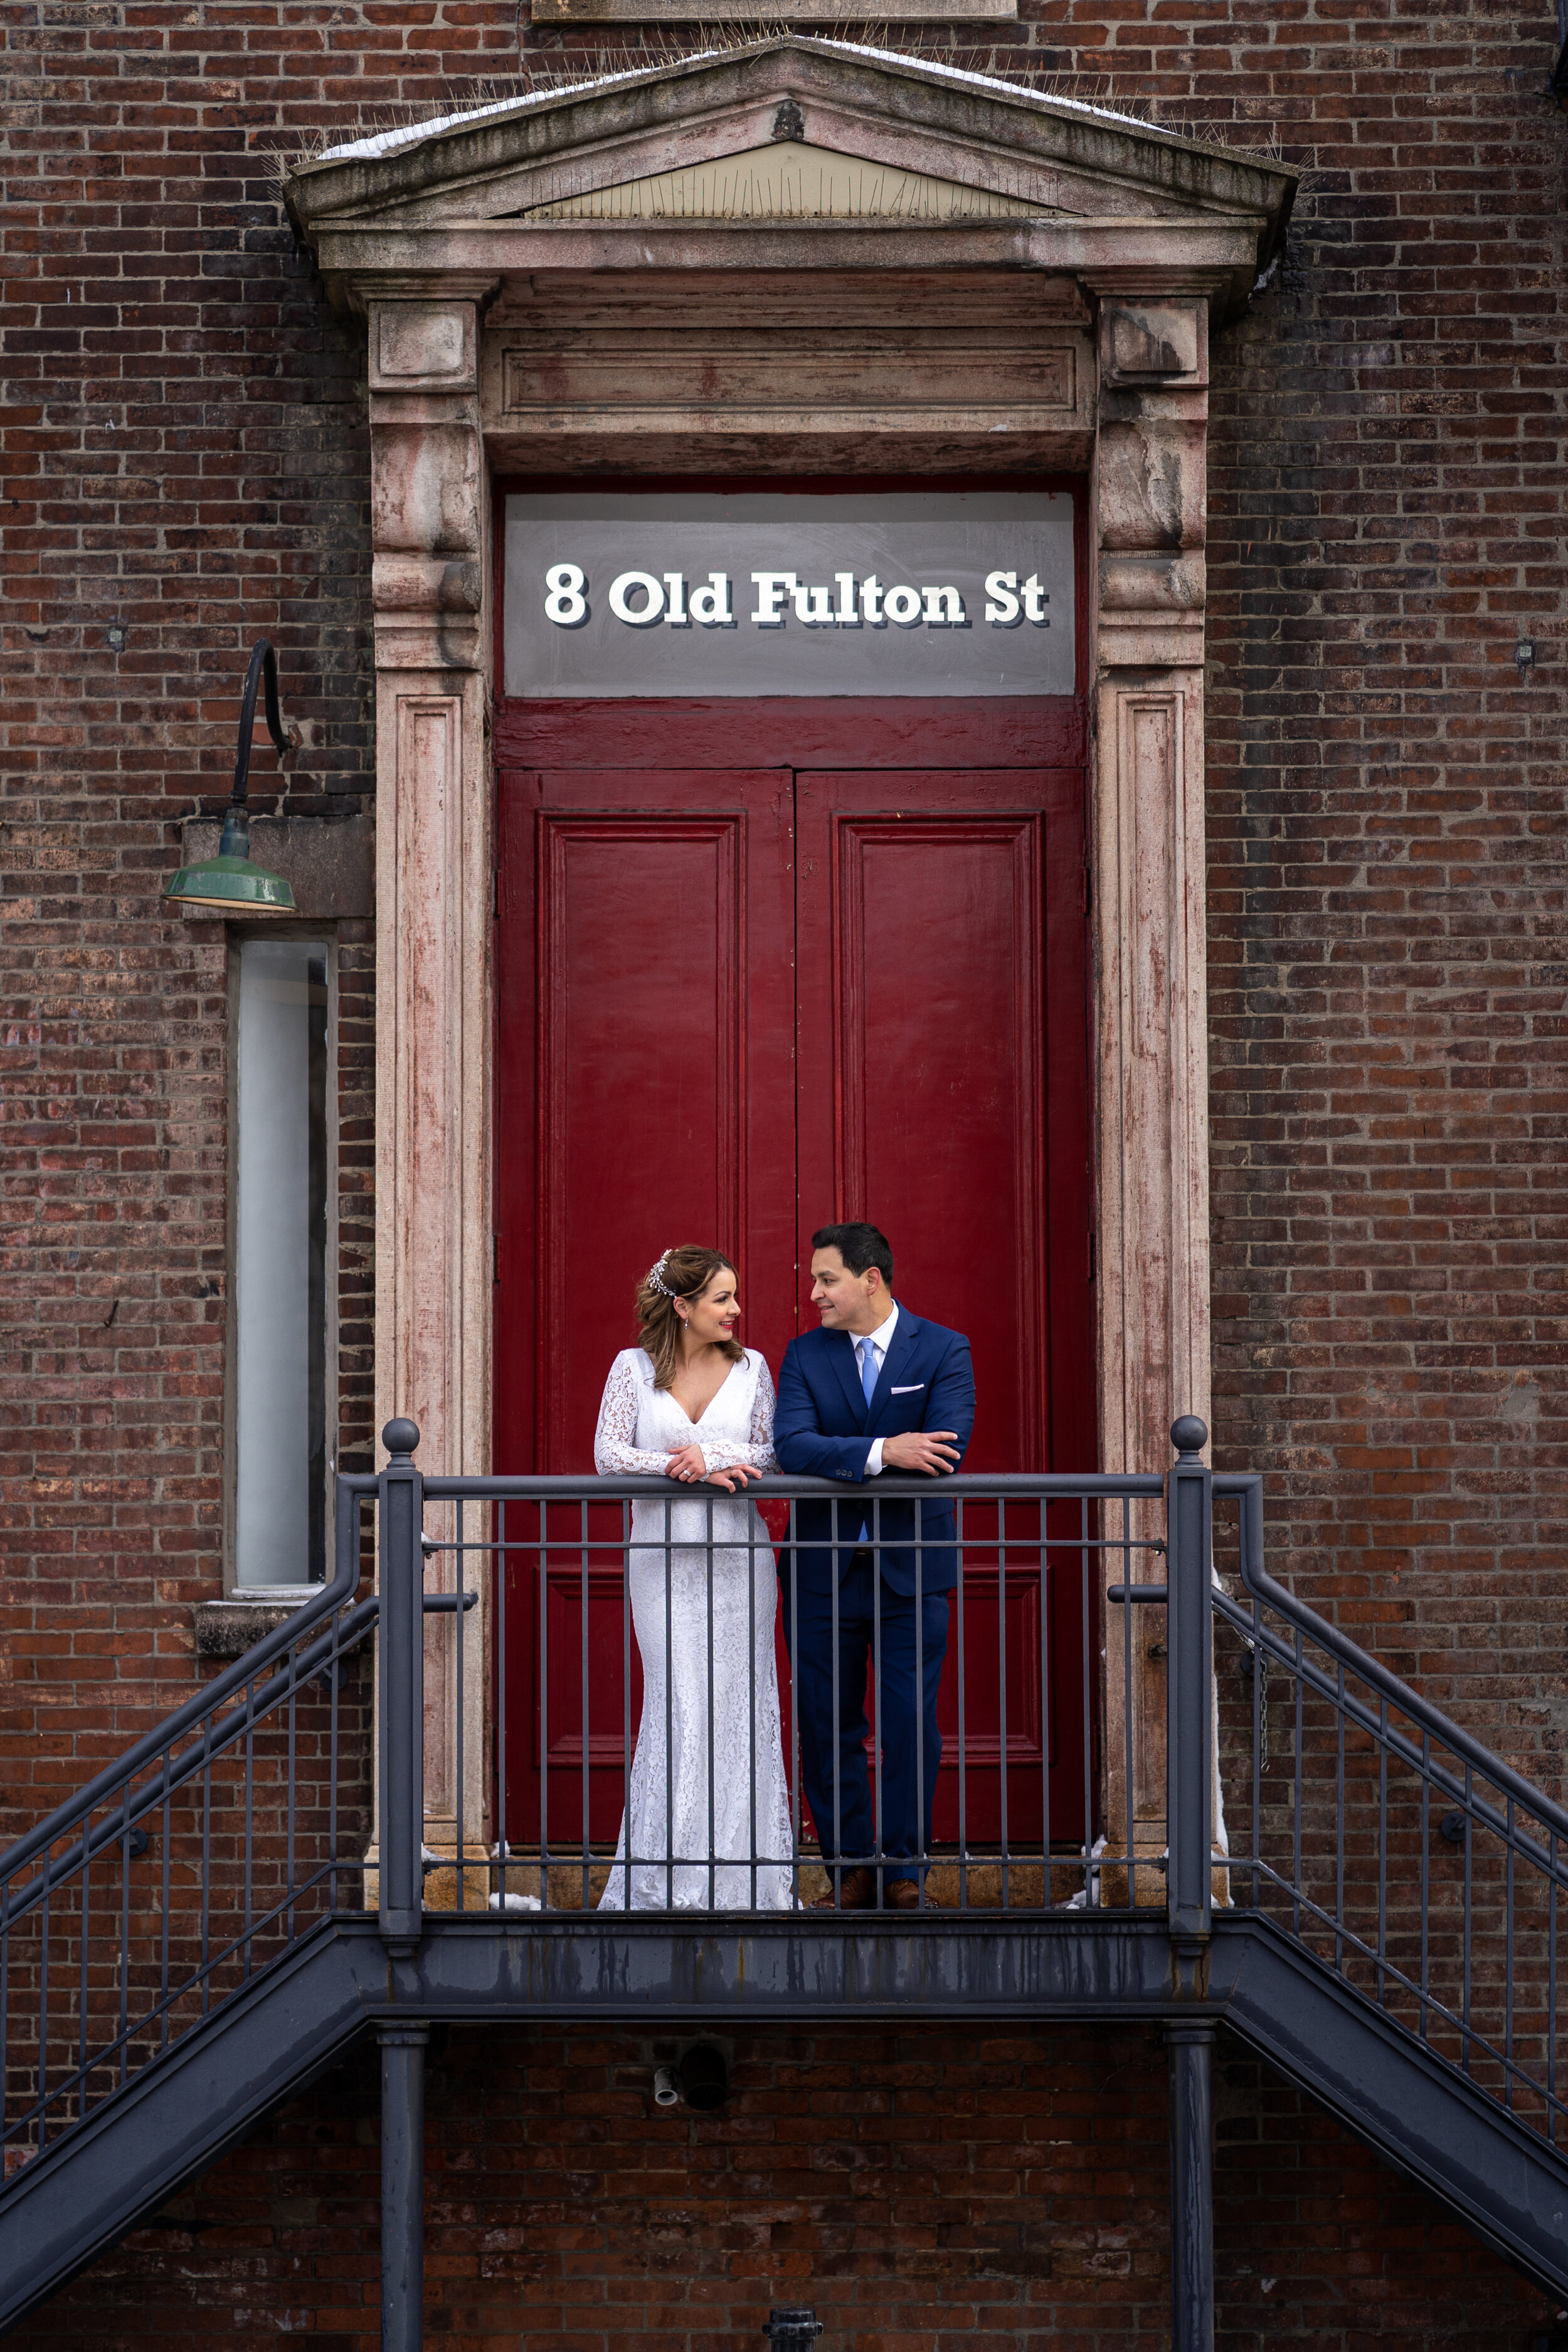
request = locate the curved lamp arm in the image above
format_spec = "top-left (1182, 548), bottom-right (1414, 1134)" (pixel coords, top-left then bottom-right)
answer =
top-left (231, 640), bottom-right (292, 807)
top-left (162, 641), bottom-right (302, 913)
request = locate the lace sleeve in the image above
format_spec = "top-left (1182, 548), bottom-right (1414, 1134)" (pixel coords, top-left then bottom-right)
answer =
top-left (594, 1354), bottom-right (674, 1476)
top-left (697, 1357), bottom-right (778, 1473)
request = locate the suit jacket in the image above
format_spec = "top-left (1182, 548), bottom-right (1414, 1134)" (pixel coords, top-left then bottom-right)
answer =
top-left (773, 1310), bottom-right (977, 1597)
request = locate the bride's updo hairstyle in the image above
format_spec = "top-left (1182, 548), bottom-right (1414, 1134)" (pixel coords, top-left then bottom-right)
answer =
top-left (637, 1246), bottom-right (745, 1391)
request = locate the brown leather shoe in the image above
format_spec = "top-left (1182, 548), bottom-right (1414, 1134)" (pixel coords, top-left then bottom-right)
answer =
top-left (812, 1867), bottom-right (877, 1911)
top-left (885, 1879), bottom-right (921, 1912)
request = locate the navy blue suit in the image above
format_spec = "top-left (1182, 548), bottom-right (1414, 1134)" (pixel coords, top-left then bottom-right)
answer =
top-left (774, 1311), bottom-right (975, 1883)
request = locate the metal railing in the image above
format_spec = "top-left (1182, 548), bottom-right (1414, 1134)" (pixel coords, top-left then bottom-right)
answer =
top-left (1214, 1473), bottom-right (1568, 2147)
top-left (0, 1494), bottom-right (373, 2169)
top-left (4, 1414), bottom-right (1567, 2183)
top-left (400, 1436), bottom-right (1177, 1921)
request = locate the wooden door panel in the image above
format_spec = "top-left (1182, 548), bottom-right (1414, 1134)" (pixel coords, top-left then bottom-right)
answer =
top-left (496, 746), bottom-right (1093, 1863)
top-left (795, 771), bottom-right (1093, 1844)
top-left (495, 768), bottom-right (795, 1845)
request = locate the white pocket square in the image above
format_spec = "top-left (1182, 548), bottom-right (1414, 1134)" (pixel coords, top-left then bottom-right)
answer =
top-left (891, 1383), bottom-right (924, 1394)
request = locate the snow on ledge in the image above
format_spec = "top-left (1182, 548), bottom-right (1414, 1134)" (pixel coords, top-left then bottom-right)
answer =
top-left (310, 38), bottom-right (1182, 167)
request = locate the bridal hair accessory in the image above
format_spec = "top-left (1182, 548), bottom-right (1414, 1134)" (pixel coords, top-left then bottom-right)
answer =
top-left (645, 1251), bottom-right (679, 1299)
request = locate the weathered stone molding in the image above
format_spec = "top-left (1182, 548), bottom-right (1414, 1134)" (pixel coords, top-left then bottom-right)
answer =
top-left (1088, 290), bottom-right (1215, 1867)
top-left (365, 279), bottom-right (497, 1862)
top-left (301, 43), bottom-right (1298, 1863)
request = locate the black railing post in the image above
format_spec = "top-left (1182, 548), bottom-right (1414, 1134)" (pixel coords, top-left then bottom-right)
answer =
top-left (1165, 1416), bottom-right (1214, 2352)
top-left (1165, 2020), bottom-right (1215, 2352)
top-left (379, 1418), bottom-right (424, 1954)
top-left (379, 2021), bottom-right (428, 2352)
top-left (1166, 1414), bottom-right (1213, 1951)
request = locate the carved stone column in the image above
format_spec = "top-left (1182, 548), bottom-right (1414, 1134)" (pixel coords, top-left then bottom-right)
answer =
top-left (363, 275), bottom-right (497, 1898)
top-left (1087, 291), bottom-right (1215, 1886)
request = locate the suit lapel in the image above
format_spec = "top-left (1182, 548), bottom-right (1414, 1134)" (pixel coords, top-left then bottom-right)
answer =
top-left (867, 1311), bottom-right (921, 1429)
top-left (825, 1330), bottom-right (867, 1428)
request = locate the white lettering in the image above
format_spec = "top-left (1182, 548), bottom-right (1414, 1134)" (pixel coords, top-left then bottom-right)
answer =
top-left (689, 572), bottom-right (733, 627)
top-left (544, 563), bottom-right (588, 627)
top-left (985, 569), bottom-right (1022, 627)
top-left (751, 571), bottom-right (797, 627)
top-left (564, 556), bottom-right (1052, 642)
top-left (608, 570), bottom-right (665, 625)
top-left (922, 585), bottom-right (967, 628)
top-left (793, 581), bottom-right (836, 627)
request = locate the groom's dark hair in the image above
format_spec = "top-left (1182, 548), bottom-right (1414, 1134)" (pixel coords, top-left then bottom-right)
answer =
top-left (813, 1222), bottom-right (893, 1286)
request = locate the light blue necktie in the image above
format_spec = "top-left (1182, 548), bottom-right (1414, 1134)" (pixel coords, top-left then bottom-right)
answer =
top-left (857, 1337), bottom-right (879, 1548)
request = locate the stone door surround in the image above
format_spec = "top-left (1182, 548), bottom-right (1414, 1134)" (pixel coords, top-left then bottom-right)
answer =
top-left (287, 36), bottom-right (1298, 1868)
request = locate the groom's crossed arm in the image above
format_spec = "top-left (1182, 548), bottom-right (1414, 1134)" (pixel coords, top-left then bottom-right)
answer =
top-left (916, 1329), bottom-right (977, 1471)
top-left (773, 1329), bottom-right (977, 1481)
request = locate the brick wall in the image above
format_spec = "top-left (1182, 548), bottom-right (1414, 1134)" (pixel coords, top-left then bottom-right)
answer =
top-left (6, 2023), bottom-right (1550, 2349)
top-left (3, 0), bottom-right (1565, 1786)
top-left (4, 0), bottom-right (1565, 1803)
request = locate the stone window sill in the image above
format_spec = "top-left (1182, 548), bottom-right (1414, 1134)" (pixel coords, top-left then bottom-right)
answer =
top-left (194, 1591), bottom-right (331, 1662)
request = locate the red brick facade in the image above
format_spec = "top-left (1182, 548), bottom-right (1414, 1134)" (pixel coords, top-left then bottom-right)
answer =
top-left (2, 0), bottom-right (1566, 2332)
top-left (5, 2024), bottom-right (1549, 2349)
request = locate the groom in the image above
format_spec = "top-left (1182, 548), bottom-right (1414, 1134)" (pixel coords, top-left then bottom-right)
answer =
top-left (774, 1223), bottom-right (975, 1910)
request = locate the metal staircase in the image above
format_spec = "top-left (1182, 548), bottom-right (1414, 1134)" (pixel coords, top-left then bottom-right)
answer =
top-left (3, 1419), bottom-right (1566, 2346)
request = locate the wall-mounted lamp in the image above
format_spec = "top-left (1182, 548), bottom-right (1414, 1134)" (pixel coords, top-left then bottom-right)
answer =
top-left (164, 640), bottom-right (299, 916)
top-left (1515, 638), bottom-right (1536, 678)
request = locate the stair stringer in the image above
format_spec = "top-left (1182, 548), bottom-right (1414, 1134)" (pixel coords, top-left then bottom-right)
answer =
top-left (1209, 1913), bottom-right (1568, 2302)
top-left (6, 1912), bottom-right (1568, 2333)
top-left (0, 1919), bottom-right (383, 2336)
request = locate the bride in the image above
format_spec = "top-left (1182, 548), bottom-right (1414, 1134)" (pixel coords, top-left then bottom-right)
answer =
top-left (593, 1245), bottom-right (795, 1910)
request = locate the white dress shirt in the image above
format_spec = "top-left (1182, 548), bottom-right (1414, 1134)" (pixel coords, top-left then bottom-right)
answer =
top-left (855, 1299), bottom-right (899, 1477)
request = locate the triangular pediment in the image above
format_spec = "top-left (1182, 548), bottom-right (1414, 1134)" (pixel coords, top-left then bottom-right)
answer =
top-left (290, 36), bottom-right (1296, 229)
top-left (522, 137), bottom-right (1058, 223)
top-left (285, 37), bottom-right (1298, 313)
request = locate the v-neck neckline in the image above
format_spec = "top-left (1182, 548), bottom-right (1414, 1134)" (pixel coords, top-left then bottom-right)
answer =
top-left (674, 1354), bottom-right (742, 1429)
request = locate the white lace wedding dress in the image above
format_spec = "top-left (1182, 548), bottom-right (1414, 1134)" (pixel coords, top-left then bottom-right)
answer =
top-left (593, 1346), bottom-right (796, 1910)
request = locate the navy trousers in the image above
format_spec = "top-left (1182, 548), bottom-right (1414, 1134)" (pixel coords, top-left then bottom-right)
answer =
top-left (781, 1556), bottom-right (948, 1882)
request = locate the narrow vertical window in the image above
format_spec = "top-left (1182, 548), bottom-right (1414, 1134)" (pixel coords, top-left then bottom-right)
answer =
top-left (233, 938), bottom-right (329, 1585)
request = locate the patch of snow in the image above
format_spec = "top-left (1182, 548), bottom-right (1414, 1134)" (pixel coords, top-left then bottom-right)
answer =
top-left (309, 37), bottom-right (1182, 167)
top-left (816, 40), bottom-right (1184, 139)
top-left (314, 51), bottom-right (733, 163)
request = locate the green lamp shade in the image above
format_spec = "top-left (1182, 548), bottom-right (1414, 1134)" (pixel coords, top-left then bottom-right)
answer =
top-left (164, 808), bottom-right (297, 916)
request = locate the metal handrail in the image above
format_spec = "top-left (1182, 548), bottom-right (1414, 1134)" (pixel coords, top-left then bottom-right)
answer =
top-left (420, 1471), bottom-right (1169, 1500)
top-left (0, 1473), bottom-right (376, 1895)
top-left (1213, 1587), bottom-right (1568, 1887)
top-left (1224, 1473), bottom-right (1568, 1846)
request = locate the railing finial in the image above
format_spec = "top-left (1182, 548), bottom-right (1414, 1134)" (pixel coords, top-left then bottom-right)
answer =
top-left (1170, 1415), bottom-right (1208, 1459)
top-left (382, 1417), bottom-right (421, 1463)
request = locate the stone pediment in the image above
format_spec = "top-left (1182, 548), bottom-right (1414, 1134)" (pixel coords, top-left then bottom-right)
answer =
top-left (520, 137), bottom-right (1059, 223)
top-left (286, 38), bottom-right (1298, 317)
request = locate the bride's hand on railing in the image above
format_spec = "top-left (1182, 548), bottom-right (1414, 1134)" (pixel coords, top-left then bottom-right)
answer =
top-left (664, 1444), bottom-right (760, 1492)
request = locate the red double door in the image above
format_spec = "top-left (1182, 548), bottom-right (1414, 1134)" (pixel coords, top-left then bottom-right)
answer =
top-left (494, 701), bottom-right (1094, 1857)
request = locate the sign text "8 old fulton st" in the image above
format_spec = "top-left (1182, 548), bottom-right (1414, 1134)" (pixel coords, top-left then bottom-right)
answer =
top-left (504, 489), bottom-right (1076, 700)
